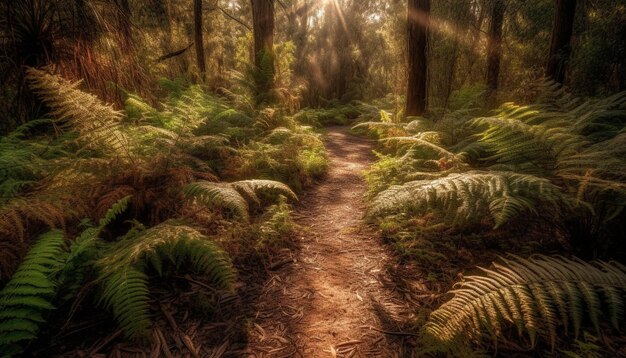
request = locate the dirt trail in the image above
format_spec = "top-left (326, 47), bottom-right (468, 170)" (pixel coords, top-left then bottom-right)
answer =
top-left (246, 127), bottom-right (415, 357)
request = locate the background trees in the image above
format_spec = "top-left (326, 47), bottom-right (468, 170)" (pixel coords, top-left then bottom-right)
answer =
top-left (251, 0), bottom-right (275, 101)
top-left (486, 0), bottom-right (505, 104)
top-left (0, 0), bottom-right (624, 127)
top-left (194, 0), bottom-right (207, 76)
top-left (406, 0), bottom-right (430, 116)
top-left (0, 1), bottom-right (625, 357)
top-left (545, 0), bottom-right (577, 83)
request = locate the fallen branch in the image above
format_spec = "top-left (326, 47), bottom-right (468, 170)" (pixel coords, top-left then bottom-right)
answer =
top-left (157, 43), bottom-right (194, 62)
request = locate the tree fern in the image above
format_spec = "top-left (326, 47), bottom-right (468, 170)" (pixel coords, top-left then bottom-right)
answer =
top-left (183, 179), bottom-right (297, 222)
top-left (96, 221), bottom-right (235, 338)
top-left (368, 171), bottom-right (569, 228)
top-left (424, 255), bottom-right (626, 350)
top-left (0, 230), bottom-right (65, 357)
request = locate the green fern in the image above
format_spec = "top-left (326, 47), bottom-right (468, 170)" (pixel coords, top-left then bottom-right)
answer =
top-left (183, 181), bottom-right (250, 221)
top-left (99, 267), bottom-right (151, 339)
top-left (98, 195), bottom-right (132, 228)
top-left (424, 255), bottom-right (626, 350)
top-left (96, 221), bottom-right (235, 338)
top-left (0, 120), bottom-right (53, 202)
top-left (57, 196), bottom-right (133, 296)
top-left (368, 171), bottom-right (569, 228)
top-left (472, 115), bottom-right (584, 175)
top-left (231, 179), bottom-right (297, 204)
top-left (382, 134), bottom-right (465, 165)
top-left (183, 180), bottom-right (297, 222)
top-left (0, 230), bottom-right (65, 357)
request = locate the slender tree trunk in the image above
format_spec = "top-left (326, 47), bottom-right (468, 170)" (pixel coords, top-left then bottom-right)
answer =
top-left (545, 0), bottom-right (577, 83)
top-left (292, 0), bottom-right (310, 79)
top-left (486, 0), bottom-right (505, 105)
top-left (251, 0), bottom-right (275, 99)
top-left (117, 0), bottom-right (133, 50)
top-left (194, 0), bottom-right (206, 76)
top-left (406, 0), bottom-right (430, 117)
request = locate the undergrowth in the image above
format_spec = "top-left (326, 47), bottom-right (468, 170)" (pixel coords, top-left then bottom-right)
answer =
top-left (0, 68), bottom-right (331, 355)
top-left (358, 83), bottom-right (626, 355)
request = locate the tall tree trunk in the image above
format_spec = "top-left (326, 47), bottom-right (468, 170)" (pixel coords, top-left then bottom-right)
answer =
top-left (406, 0), bottom-right (430, 117)
top-left (251, 0), bottom-right (275, 100)
top-left (292, 0), bottom-right (310, 79)
top-left (545, 0), bottom-right (577, 83)
top-left (194, 0), bottom-right (206, 76)
top-left (486, 0), bottom-right (505, 105)
top-left (117, 0), bottom-right (133, 50)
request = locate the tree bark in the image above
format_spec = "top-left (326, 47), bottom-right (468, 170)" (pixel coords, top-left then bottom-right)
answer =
top-left (194, 0), bottom-right (206, 76)
top-left (545, 0), bottom-right (577, 83)
top-left (251, 0), bottom-right (275, 98)
top-left (486, 0), bottom-right (505, 105)
top-left (406, 0), bottom-right (430, 117)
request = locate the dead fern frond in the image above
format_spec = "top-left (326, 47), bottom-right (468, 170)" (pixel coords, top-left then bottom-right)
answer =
top-left (25, 67), bottom-right (134, 160)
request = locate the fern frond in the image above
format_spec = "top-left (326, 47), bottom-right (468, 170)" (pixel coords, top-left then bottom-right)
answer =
top-left (98, 195), bottom-right (132, 227)
top-left (96, 221), bottom-right (235, 338)
top-left (424, 255), bottom-right (626, 350)
top-left (368, 171), bottom-right (568, 228)
top-left (382, 135), bottom-right (463, 164)
top-left (183, 180), bottom-right (297, 221)
top-left (99, 267), bottom-right (151, 338)
top-left (230, 179), bottom-right (297, 203)
top-left (472, 116), bottom-right (584, 175)
top-left (25, 67), bottom-right (133, 160)
top-left (0, 230), bottom-right (65, 356)
top-left (183, 181), bottom-right (250, 221)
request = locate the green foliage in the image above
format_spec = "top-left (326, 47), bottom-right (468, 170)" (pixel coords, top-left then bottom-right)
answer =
top-left (96, 221), bottom-right (235, 338)
top-left (363, 85), bottom-right (626, 251)
top-left (0, 230), bottom-right (65, 356)
top-left (0, 66), bottom-right (317, 355)
top-left (184, 181), bottom-right (250, 221)
top-left (369, 171), bottom-right (569, 229)
top-left (424, 255), bottom-right (626, 351)
top-left (184, 179), bottom-right (296, 222)
top-left (0, 120), bottom-right (51, 202)
top-left (257, 196), bottom-right (296, 250)
top-left (99, 267), bottom-right (150, 338)
top-left (235, 126), bottom-right (328, 192)
top-left (230, 48), bottom-right (278, 107)
top-left (293, 104), bottom-right (362, 127)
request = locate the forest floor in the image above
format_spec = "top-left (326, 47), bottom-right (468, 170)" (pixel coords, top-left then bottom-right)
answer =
top-left (244, 127), bottom-right (421, 357)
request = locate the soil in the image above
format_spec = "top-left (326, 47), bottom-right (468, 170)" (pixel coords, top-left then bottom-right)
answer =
top-left (244, 127), bottom-right (419, 357)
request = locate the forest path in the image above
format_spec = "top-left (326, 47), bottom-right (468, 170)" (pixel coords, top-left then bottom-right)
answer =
top-left (246, 127), bottom-right (415, 357)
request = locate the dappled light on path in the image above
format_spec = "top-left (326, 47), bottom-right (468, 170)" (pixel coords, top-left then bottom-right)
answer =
top-left (246, 127), bottom-right (417, 357)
